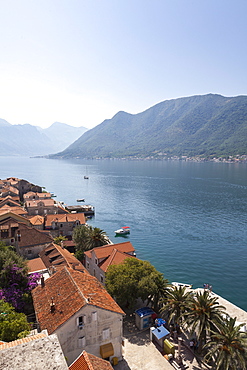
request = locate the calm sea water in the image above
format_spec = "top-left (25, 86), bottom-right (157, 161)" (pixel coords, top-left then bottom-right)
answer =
top-left (1, 157), bottom-right (247, 311)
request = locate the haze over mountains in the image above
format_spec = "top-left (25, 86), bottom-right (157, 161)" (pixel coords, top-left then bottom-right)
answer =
top-left (52, 94), bottom-right (247, 159)
top-left (0, 120), bottom-right (87, 156)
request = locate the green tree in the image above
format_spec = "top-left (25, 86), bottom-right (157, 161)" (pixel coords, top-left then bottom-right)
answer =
top-left (0, 301), bottom-right (30, 342)
top-left (0, 249), bottom-right (28, 285)
top-left (0, 241), bottom-right (15, 252)
top-left (183, 290), bottom-right (226, 352)
top-left (73, 225), bottom-right (109, 254)
top-left (85, 226), bottom-right (109, 249)
top-left (106, 258), bottom-right (169, 309)
top-left (160, 285), bottom-right (192, 332)
top-left (73, 224), bottom-right (89, 252)
top-left (53, 235), bottom-right (67, 246)
top-left (204, 317), bottom-right (247, 370)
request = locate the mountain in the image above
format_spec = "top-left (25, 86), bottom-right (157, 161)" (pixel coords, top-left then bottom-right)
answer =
top-left (0, 121), bottom-right (88, 156)
top-left (51, 94), bottom-right (247, 159)
top-left (39, 122), bottom-right (88, 152)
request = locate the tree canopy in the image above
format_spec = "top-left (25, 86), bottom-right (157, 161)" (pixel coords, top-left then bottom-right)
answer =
top-left (73, 225), bottom-right (109, 260)
top-left (204, 316), bottom-right (247, 370)
top-left (0, 301), bottom-right (30, 342)
top-left (105, 258), bottom-right (169, 309)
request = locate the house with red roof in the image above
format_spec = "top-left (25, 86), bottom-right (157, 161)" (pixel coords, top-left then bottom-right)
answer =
top-left (84, 241), bottom-right (136, 285)
top-left (32, 266), bottom-right (125, 366)
top-left (69, 350), bottom-right (114, 370)
top-left (39, 242), bottom-right (86, 273)
top-left (15, 223), bottom-right (53, 259)
top-left (45, 213), bottom-right (86, 237)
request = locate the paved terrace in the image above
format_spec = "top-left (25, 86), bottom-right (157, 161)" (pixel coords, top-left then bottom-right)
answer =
top-left (113, 290), bottom-right (247, 370)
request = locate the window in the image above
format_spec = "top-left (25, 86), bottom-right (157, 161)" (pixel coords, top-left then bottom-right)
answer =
top-left (95, 258), bottom-right (98, 265)
top-left (60, 224), bottom-right (63, 228)
top-left (78, 336), bottom-right (86, 347)
top-left (92, 312), bottom-right (97, 321)
top-left (100, 275), bottom-right (104, 284)
top-left (28, 250), bottom-right (32, 254)
top-left (77, 315), bottom-right (86, 329)
top-left (86, 262), bottom-right (89, 269)
top-left (102, 328), bottom-right (110, 340)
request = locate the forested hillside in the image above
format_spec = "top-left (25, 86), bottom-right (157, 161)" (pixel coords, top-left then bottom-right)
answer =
top-left (52, 94), bottom-right (247, 159)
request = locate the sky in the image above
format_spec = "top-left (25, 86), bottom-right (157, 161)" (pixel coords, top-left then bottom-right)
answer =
top-left (0, 0), bottom-right (247, 129)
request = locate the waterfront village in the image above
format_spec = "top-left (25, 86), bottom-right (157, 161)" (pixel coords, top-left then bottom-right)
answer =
top-left (0, 177), bottom-right (246, 370)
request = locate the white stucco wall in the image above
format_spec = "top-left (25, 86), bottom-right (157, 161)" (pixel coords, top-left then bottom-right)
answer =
top-left (54, 304), bottom-right (123, 366)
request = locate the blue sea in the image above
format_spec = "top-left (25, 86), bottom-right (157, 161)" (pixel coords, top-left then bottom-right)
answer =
top-left (1, 157), bottom-right (247, 311)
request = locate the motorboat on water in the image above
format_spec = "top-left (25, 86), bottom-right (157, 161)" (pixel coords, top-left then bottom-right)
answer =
top-left (77, 199), bottom-right (85, 202)
top-left (115, 226), bottom-right (130, 235)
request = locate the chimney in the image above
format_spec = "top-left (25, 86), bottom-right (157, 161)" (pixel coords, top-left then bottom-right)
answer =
top-left (41, 276), bottom-right (45, 288)
top-left (50, 297), bottom-right (55, 313)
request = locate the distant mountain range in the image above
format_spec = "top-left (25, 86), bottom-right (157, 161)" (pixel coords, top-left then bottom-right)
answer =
top-left (0, 120), bottom-right (87, 156)
top-left (51, 94), bottom-right (247, 159)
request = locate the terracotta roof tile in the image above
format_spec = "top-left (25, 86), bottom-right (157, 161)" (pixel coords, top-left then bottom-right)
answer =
top-left (69, 350), bottom-right (113, 370)
top-left (25, 199), bottom-right (55, 207)
top-left (28, 258), bottom-right (47, 273)
top-left (17, 223), bottom-right (53, 247)
top-left (29, 215), bottom-right (45, 225)
top-left (39, 243), bottom-right (86, 271)
top-left (99, 249), bottom-right (136, 272)
top-left (84, 242), bottom-right (135, 260)
top-left (45, 213), bottom-right (86, 227)
top-left (0, 205), bottom-right (27, 216)
top-left (32, 267), bottom-right (125, 334)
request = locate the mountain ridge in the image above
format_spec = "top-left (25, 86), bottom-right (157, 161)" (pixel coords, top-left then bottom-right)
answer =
top-left (51, 94), bottom-right (247, 159)
top-left (0, 120), bottom-right (88, 156)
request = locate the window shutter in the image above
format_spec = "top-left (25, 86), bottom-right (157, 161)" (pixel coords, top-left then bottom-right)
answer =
top-left (92, 312), bottom-right (97, 321)
top-left (102, 328), bottom-right (110, 340)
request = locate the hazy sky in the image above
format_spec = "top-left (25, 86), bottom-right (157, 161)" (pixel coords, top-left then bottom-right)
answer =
top-left (0, 1), bottom-right (246, 128)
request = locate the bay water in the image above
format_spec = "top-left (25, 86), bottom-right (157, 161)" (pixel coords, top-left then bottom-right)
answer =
top-left (1, 157), bottom-right (247, 311)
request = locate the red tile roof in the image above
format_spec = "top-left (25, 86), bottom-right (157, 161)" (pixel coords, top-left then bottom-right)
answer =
top-left (0, 205), bottom-right (27, 216)
top-left (29, 215), bottom-right (45, 225)
top-left (84, 241), bottom-right (135, 260)
top-left (25, 199), bottom-right (55, 207)
top-left (45, 213), bottom-right (86, 227)
top-left (39, 243), bottom-right (85, 271)
top-left (32, 267), bottom-right (125, 334)
top-left (28, 258), bottom-right (47, 273)
top-left (69, 350), bottom-right (113, 370)
top-left (17, 223), bottom-right (53, 248)
top-left (99, 249), bottom-right (136, 272)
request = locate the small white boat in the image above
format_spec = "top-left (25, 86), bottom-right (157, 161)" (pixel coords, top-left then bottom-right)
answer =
top-left (115, 226), bottom-right (130, 235)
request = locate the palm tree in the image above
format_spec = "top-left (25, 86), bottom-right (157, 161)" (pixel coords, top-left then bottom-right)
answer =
top-left (146, 273), bottom-right (170, 312)
top-left (160, 285), bottom-right (192, 333)
top-left (183, 290), bottom-right (226, 352)
top-left (85, 226), bottom-right (109, 249)
top-left (204, 316), bottom-right (247, 370)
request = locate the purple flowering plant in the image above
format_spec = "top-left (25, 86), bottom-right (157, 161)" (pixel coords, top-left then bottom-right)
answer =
top-left (0, 263), bottom-right (41, 311)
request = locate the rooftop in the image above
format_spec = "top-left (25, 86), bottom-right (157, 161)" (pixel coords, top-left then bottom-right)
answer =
top-left (85, 241), bottom-right (135, 260)
top-left (69, 350), bottom-right (114, 370)
top-left (32, 266), bottom-right (125, 334)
